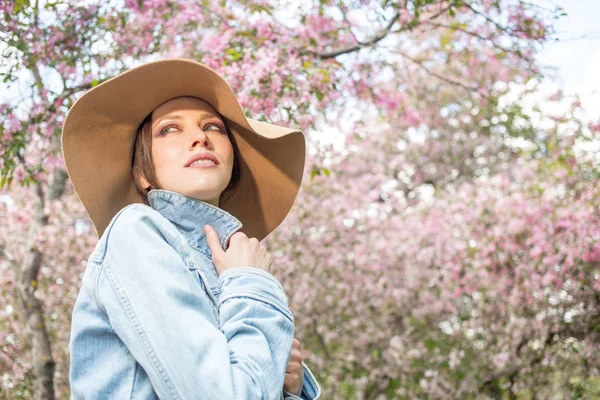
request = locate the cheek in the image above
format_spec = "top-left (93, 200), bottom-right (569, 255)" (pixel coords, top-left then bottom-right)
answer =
top-left (151, 143), bottom-right (180, 171)
top-left (225, 146), bottom-right (235, 169)
top-left (219, 138), bottom-right (235, 167)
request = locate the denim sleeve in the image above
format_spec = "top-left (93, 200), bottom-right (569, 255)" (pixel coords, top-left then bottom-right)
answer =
top-left (97, 207), bottom-right (295, 400)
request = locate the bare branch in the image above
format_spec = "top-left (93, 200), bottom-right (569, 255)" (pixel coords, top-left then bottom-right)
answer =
top-left (304, 3), bottom-right (454, 59)
top-left (0, 243), bottom-right (17, 266)
top-left (423, 21), bottom-right (519, 57)
top-left (310, 318), bottom-right (331, 360)
top-left (399, 51), bottom-right (482, 94)
top-left (337, 0), bottom-right (361, 46)
top-left (305, 10), bottom-right (401, 59)
top-left (21, 81), bottom-right (95, 132)
top-left (459, 0), bottom-right (509, 34)
top-left (47, 167), bottom-right (69, 201)
top-left (31, 0), bottom-right (49, 105)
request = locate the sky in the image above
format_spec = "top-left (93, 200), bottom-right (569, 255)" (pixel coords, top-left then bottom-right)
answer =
top-left (534, 0), bottom-right (600, 121)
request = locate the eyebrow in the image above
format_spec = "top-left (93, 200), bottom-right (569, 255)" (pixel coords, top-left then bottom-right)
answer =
top-left (152, 113), bottom-right (221, 129)
top-left (152, 115), bottom-right (183, 130)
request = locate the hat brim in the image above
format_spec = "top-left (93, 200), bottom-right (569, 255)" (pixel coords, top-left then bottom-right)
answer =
top-left (61, 58), bottom-right (305, 241)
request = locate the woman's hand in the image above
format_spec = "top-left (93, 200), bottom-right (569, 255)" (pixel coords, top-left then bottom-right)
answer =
top-left (204, 225), bottom-right (273, 275)
top-left (283, 338), bottom-right (304, 396)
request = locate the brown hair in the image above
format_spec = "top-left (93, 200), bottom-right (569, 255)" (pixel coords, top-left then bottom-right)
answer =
top-left (131, 111), bottom-right (242, 205)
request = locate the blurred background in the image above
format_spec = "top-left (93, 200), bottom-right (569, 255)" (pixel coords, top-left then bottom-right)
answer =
top-left (0, 0), bottom-right (599, 399)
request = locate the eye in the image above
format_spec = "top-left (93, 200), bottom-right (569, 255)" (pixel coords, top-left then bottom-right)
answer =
top-left (204, 122), bottom-right (227, 134)
top-left (158, 124), bottom-right (178, 136)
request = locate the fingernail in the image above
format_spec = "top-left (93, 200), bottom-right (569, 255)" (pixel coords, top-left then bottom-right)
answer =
top-left (204, 225), bottom-right (210, 233)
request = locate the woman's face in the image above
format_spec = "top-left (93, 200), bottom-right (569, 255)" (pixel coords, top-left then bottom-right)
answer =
top-left (139, 96), bottom-right (234, 206)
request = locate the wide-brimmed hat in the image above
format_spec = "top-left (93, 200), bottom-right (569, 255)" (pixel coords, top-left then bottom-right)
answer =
top-left (61, 58), bottom-right (305, 241)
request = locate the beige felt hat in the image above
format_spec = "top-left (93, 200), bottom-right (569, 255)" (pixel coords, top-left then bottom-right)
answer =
top-left (61, 58), bottom-right (306, 241)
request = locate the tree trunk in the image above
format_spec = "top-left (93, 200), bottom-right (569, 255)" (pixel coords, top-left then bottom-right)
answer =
top-left (13, 182), bottom-right (58, 400)
top-left (16, 247), bottom-right (55, 400)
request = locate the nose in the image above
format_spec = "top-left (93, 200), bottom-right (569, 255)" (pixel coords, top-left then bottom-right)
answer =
top-left (188, 127), bottom-right (213, 151)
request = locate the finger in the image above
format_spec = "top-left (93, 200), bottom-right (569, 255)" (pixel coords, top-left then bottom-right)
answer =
top-left (284, 373), bottom-right (300, 387)
top-left (229, 231), bottom-right (247, 245)
top-left (284, 373), bottom-right (300, 382)
top-left (292, 338), bottom-right (302, 350)
top-left (288, 348), bottom-right (302, 363)
top-left (285, 361), bottom-right (302, 374)
top-left (204, 225), bottom-right (223, 256)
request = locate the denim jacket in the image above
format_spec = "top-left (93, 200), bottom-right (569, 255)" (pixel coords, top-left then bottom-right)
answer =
top-left (69, 189), bottom-right (321, 400)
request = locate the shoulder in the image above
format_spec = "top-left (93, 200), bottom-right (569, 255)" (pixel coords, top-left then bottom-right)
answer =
top-left (106, 203), bottom-right (167, 234)
top-left (96, 203), bottom-right (179, 261)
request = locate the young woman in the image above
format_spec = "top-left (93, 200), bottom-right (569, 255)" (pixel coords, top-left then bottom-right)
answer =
top-left (62, 59), bottom-right (321, 399)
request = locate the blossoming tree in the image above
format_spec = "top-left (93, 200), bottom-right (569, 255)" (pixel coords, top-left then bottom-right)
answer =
top-left (2, 0), bottom-right (598, 399)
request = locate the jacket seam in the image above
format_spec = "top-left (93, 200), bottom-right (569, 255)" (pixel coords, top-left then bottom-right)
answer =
top-left (102, 258), bottom-right (181, 400)
top-left (93, 262), bottom-right (107, 314)
top-left (128, 360), bottom-right (140, 400)
top-left (100, 203), bottom-right (152, 261)
top-left (218, 293), bottom-right (294, 323)
top-left (282, 390), bottom-right (303, 400)
top-left (187, 243), bottom-right (210, 256)
top-left (218, 268), bottom-right (287, 295)
top-left (195, 269), bottom-right (218, 309)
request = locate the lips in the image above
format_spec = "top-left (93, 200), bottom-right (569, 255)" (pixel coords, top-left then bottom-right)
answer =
top-left (184, 152), bottom-right (219, 167)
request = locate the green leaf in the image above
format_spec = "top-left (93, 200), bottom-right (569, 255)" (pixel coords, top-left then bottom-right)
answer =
top-left (385, 378), bottom-right (401, 396)
top-left (91, 79), bottom-right (100, 87)
top-left (424, 339), bottom-right (436, 350)
top-left (315, 89), bottom-right (324, 101)
top-left (226, 47), bottom-right (243, 61)
top-left (440, 33), bottom-right (452, 48)
top-left (371, 348), bottom-right (381, 359)
top-left (310, 166), bottom-right (330, 182)
top-left (14, 0), bottom-right (31, 13)
top-left (311, 169), bottom-right (320, 182)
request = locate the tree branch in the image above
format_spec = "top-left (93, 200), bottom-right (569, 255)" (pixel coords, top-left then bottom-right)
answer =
top-left (307, 10), bottom-right (401, 59)
top-left (24, 81), bottom-right (95, 128)
top-left (337, 0), bottom-right (361, 47)
top-left (303, 3), bottom-right (455, 59)
top-left (310, 318), bottom-right (331, 360)
top-left (398, 51), bottom-right (482, 94)
top-left (459, 0), bottom-right (510, 34)
top-left (424, 21), bottom-right (520, 57)
top-left (47, 167), bottom-right (68, 201)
